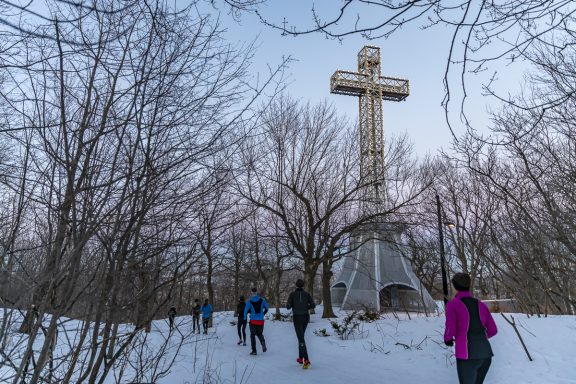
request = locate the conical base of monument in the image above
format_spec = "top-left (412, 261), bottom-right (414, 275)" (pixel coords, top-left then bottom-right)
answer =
top-left (331, 223), bottom-right (436, 313)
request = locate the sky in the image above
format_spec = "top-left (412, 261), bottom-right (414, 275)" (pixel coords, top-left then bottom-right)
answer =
top-left (7, 0), bottom-right (531, 156)
top-left (207, 1), bottom-right (531, 156)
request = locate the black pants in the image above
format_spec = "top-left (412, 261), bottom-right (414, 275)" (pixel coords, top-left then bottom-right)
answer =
top-left (202, 318), bottom-right (209, 334)
top-left (293, 314), bottom-right (310, 360)
top-left (192, 316), bottom-right (200, 333)
top-left (169, 316), bottom-right (175, 330)
top-left (249, 323), bottom-right (265, 352)
top-left (456, 358), bottom-right (492, 384)
top-left (237, 318), bottom-right (247, 342)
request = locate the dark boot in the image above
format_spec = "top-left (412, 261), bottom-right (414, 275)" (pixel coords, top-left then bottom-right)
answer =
top-left (250, 350), bottom-right (257, 356)
top-left (261, 341), bottom-right (267, 352)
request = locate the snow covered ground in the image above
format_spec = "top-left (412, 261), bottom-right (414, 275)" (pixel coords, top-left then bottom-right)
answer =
top-left (2, 307), bottom-right (576, 383)
top-left (160, 308), bottom-right (576, 384)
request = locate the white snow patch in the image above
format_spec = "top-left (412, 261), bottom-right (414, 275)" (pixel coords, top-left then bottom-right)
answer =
top-left (2, 307), bottom-right (575, 383)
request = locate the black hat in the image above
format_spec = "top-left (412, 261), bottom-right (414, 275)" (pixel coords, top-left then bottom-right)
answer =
top-left (251, 287), bottom-right (257, 293)
top-left (452, 273), bottom-right (471, 291)
top-left (295, 279), bottom-right (304, 288)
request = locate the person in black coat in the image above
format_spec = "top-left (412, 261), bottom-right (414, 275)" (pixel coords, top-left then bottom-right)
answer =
top-left (286, 279), bottom-right (315, 368)
top-left (168, 306), bottom-right (177, 331)
top-left (192, 299), bottom-right (201, 334)
top-left (235, 295), bottom-right (247, 345)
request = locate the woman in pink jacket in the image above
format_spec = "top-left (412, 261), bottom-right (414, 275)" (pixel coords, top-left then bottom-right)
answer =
top-left (444, 273), bottom-right (498, 384)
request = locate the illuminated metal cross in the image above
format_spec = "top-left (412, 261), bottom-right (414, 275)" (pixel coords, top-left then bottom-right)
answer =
top-left (330, 45), bottom-right (409, 205)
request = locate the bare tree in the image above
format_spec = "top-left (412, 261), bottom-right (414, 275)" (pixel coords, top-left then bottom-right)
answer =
top-left (0, 0), bottom-right (263, 44)
top-left (194, 167), bottom-right (243, 307)
top-left (236, 95), bottom-right (432, 317)
top-left (452, 42), bottom-right (576, 314)
top-left (432, 159), bottom-right (499, 290)
top-left (0, 0), bottom-right (286, 382)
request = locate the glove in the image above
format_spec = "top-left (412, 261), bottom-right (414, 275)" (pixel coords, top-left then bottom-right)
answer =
top-left (444, 340), bottom-right (454, 347)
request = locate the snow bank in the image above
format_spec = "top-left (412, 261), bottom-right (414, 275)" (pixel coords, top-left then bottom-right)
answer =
top-left (2, 308), bottom-right (575, 383)
top-left (163, 308), bottom-right (576, 384)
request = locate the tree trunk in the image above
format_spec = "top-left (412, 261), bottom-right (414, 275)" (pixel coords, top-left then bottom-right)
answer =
top-left (321, 259), bottom-right (336, 318)
top-left (274, 265), bottom-right (282, 320)
top-left (303, 261), bottom-right (318, 314)
top-left (207, 251), bottom-right (214, 306)
top-left (234, 253), bottom-right (240, 303)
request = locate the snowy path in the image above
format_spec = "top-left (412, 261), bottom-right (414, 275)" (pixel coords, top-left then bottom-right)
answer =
top-left (162, 309), bottom-right (576, 384)
top-left (3, 308), bottom-right (574, 383)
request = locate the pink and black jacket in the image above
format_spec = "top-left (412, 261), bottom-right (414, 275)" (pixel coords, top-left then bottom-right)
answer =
top-left (444, 291), bottom-right (498, 360)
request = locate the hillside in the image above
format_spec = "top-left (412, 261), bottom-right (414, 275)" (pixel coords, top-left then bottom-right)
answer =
top-left (141, 309), bottom-right (576, 383)
top-left (2, 308), bottom-right (575, 383)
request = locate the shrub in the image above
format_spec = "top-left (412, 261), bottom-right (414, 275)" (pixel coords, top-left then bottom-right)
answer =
top-left (357, 309), bottom-right (380, 322)
top-left (271, 313), bottom-right (292, 322)
top-left (313, 328), bottom-right (330, 337)
top-left (330, 311), bottom-right (360, 340)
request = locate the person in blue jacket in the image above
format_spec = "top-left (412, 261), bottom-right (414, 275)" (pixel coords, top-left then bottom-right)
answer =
top-left (201, 299), bottom-right (213, 335)
top-left (244, 287), bottom-right (269, 355)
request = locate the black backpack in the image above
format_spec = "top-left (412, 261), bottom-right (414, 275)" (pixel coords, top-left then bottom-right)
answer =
top-left (251, 298), bottom-right (264, 314)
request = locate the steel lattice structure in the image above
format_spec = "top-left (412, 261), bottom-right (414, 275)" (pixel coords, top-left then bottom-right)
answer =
top-left (330, 46), bottom-right (409, 204)
top-left (329, 49), bottom-right (435, 313)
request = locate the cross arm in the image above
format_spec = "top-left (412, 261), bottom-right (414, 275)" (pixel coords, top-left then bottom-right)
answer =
top-left (330, 70), bottom-right (366, 96)
top-left (330, 70), bottom-right (410, 101)
top-left (377, 76), bottom-right (409, 101)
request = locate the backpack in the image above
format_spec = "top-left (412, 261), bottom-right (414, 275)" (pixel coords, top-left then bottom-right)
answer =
top-left (251, 298), bottom-right (264, 314)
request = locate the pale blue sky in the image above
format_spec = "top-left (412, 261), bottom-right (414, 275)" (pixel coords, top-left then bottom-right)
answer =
top-left (13, 0), bottom-right (529, 155)
top-left (209, 1), bottom-right (530, 156)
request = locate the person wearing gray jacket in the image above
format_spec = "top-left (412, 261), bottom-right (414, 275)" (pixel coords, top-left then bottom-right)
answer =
top-left (286, 279), bottom-right (315, 368)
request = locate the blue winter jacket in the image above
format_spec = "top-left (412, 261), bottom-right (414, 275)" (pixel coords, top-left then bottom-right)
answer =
top-left (244, 295), bottom-right (269, 322)
top-left (201, 304), bottom-right (213, 319)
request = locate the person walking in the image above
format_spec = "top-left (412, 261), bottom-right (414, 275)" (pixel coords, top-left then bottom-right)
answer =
top-left (192, 299), bottom-right (201, 334)
top-left (168, 306), bottom-right (177, 331)
top-left (201, 299), bottom-right (213, 335)
top-left (444, 272), bottom-right (498, 384)
top-left (236, 295), bottom-right (247, 346)
top-left (244, 287), bottom-right (269, 355)
top-left (286, 279), bottom-right (315, 369)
